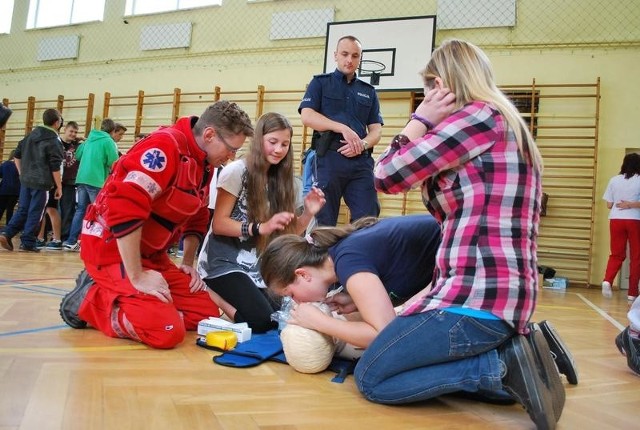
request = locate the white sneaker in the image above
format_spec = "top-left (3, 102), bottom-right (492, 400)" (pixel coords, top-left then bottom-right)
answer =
top-left (602, 281), bottom-right (612, 298)
top-left (62, 241), bottom-right (81, 252)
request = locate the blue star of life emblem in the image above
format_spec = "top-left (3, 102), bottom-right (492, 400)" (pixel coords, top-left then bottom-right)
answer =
top-left (141, 148), bottom-right (167, 172)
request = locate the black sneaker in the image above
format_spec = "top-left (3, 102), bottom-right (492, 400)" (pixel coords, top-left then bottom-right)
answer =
top-left (45, 240), bottom-right (63, 250)
top-left (59, 269), bottom-right (94, 329)
top-left (528, 323), bottom-right (566, 422)
top-left (539, 320), bottom-right (579, 385)
top-left (499, 335), bottom-right (555, 430)
top-left (615, 327), bottom-right (640, 376)
top-left (448, 389), bottom-right (516, 405)
top-left (615, 329), bottom-right (626, 356)
top-left (19, 244), bottom-right (41, 252)
top-left (0, 233), bottom-right (13, 251)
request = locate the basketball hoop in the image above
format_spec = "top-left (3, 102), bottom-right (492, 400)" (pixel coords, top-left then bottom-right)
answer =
top-left (359, 59), bottom-right (386, 86)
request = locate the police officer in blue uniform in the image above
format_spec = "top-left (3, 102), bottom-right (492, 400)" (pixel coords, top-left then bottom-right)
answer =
top-left (299, 35), bottom-right (383, 226)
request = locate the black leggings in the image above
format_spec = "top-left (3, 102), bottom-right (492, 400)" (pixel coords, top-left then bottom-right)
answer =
top-left (205, 272), bottom-right (280, 333)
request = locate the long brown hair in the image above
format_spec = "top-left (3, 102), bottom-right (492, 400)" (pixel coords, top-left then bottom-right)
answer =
top-left (246, 112), bottom-right (296, 251)
top-left (259, 217), bottom-right (378, 289)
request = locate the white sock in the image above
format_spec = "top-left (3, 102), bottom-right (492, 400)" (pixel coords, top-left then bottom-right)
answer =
top-left (602, 281), bottom-right (612, 298)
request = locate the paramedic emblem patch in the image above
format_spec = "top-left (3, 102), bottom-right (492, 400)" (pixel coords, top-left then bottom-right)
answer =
top-left (141, 148), bottom-right (167, 172)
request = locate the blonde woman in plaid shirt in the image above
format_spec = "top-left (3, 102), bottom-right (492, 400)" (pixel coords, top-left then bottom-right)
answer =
top-left (356, 40), bottom-right (565, 430)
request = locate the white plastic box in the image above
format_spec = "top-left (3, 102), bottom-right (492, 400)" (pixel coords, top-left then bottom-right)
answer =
top-left (197, 317), bottom-right (252, 343)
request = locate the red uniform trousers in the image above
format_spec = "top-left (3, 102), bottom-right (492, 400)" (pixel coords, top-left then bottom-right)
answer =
top-left (79, 255), bottom-right (220, 349)
top-left (605, 218), bottom-right (640, 298)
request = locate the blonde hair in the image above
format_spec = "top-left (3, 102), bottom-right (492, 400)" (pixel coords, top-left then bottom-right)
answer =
top-left (246, 112), bottom-right (297, 252)
top-left (422, 39), bottom-right (542, 168)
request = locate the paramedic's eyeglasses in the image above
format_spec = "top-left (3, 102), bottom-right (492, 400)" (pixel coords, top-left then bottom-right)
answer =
top-left (214, 129), bottom-right (242, 154)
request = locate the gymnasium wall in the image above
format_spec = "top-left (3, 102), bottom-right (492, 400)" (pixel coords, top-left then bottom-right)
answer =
top-left (1, 0), bottom-right (639, 287)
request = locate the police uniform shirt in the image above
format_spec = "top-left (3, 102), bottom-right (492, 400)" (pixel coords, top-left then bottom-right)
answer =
top-left (298, 69), bottom-right (384, 138)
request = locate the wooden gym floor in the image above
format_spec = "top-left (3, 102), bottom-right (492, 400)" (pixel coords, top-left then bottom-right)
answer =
top-left (0, 249), bottom-right (637, 430)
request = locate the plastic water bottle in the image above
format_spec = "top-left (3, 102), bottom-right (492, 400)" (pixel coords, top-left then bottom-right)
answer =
top-left (271, 296), bottom-right (294, 332)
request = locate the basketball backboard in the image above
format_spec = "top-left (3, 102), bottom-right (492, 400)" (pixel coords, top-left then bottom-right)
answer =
top-left (324, 16), bottom-right (436, 92)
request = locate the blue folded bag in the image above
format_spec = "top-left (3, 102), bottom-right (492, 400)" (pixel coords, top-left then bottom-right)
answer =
top-left (212, 330), bottom-right (284, 368)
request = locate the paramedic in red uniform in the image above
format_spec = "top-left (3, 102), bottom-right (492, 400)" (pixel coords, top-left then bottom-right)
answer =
top-left (59, 101), bottom-right (254, 349)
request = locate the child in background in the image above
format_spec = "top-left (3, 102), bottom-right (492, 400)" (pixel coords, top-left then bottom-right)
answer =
top-left (0, 150), bottom-right (20, 226)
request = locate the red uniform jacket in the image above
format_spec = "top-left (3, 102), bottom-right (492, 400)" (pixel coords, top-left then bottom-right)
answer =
top-left (80, 116), bottom-right (211, 265)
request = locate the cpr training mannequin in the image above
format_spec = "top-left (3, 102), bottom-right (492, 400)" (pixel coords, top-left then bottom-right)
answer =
top-left (279, 301), bottom-right (336, 373)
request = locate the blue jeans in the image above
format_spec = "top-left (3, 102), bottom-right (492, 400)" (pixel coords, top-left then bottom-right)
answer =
top-left (66, 184), bottom-right (101, 244)
top-left (301, 149), bottom-right (316, 197)
top-left (355, 310), bottom-right (514, 404)
top-left (3, 185), bottom-right (47, 248)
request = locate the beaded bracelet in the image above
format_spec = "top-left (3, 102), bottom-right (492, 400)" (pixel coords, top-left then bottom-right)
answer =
top-left (410, 113), bottom-right (435, 130)
top-left (391, 134), bottom-right (411, 147)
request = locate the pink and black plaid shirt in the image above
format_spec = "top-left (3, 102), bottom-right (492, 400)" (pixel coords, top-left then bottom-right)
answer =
top-left (374, 101), bottom-right (541, 334)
